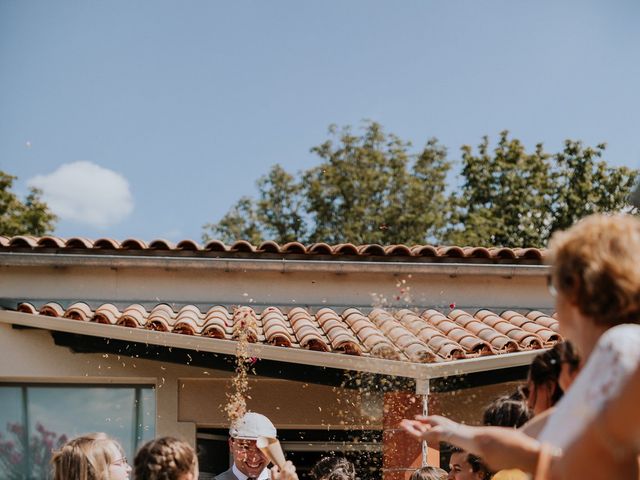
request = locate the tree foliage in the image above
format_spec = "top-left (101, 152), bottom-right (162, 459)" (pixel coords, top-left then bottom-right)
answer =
top-left (0, 171), bottom-right (57, 236)
top-left (204, 122), bottom-right (451, 245)
top-left (445, 132), bottom-right (639, 247)
top-left (204, 124), bottom-right (639, 247)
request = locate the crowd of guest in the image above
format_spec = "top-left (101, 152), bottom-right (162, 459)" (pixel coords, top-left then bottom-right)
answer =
top-left (402, 213), bottom-right (640, 479)
top-left (48, 213), bottom-right (640, 479)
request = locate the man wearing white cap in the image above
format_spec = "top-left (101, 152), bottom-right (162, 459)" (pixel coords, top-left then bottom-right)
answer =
top-left (215, 412), bottom-right (278, 480)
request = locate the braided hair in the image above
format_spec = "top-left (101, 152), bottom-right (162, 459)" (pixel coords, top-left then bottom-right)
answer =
top-left (134, 436), bottom-right (197, 480)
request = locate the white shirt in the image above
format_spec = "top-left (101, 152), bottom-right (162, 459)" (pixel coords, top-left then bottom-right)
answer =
top-left (232, 462), bottom-right (270, 480)
top-left (538, 324), bottom-right (640, 449)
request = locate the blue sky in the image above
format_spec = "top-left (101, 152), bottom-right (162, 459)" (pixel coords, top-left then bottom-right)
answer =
top-left (1, 1), bottom-right (639, 242)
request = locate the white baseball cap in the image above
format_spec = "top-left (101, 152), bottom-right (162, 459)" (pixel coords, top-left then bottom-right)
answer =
top-left (229, 412), bottom-right (277, 439)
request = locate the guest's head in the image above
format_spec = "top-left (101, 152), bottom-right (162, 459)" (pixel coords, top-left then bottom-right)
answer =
top-left (447, 448), bottom-right (492, 480)
top-left (410, 465), bottom-right (448, 480)
top-left (51, 433), bottom-right (130, 480)
top-left (228, 412), bottom-right (277, 478)
top-left (482, 395), bottom-right (531, 428)
top-left (525, 344), bottom-right (563, 415)
top-left (134, 437), bottom-right (198, 480)
top-left (556, 340), bottom-right (581, 392)
top-left (548, 214), bottom-right (640, 351)
top-left (310, 457), bottom-right (356, 480)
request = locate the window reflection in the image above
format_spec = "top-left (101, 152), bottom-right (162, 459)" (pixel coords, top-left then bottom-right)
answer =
top-left (0, 385), bottom-right (155, 479)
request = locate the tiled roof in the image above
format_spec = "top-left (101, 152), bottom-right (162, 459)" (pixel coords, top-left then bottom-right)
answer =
top-left (0, 236), bottom-right (546, 262)
top-left (13, 302), bottom-right (561, 364)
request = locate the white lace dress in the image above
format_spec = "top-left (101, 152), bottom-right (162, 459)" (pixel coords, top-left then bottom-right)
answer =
top-left (538, 323), bottom-right (640, 450)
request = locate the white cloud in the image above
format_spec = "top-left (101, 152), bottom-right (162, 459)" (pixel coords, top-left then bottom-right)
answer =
top-left (28, 161), bottom-right (134, 229)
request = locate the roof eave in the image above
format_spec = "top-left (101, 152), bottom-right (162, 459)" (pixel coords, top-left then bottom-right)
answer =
top-left (0, 252), bottom-right (550, 277)
top-left (0, 310), bottom-right (541, 382)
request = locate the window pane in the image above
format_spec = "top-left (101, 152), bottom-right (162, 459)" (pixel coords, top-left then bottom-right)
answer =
top-left (0, 385), bottom-right (155, 480)
top-left (28, 387), bottom-right (137, 456)
top-left (138, 386), bottom-right (156, 445)
top-left (0, 387), bottom-right (26, 479)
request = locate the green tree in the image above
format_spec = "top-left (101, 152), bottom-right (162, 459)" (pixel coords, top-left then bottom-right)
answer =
top-left (445, 132), bottom-right (639, 247)
top-left (0, 171), bottom-right (57, 236)
top-left (205, 126), bottom-right (638, 247)
top-left (204, 122), bottom-right (451, 245)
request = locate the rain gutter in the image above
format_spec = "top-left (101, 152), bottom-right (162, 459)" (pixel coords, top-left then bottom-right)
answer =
top-left (0, 310), bottom-right (541, 382)
top-left (0, 253), bottom-right (550, 277)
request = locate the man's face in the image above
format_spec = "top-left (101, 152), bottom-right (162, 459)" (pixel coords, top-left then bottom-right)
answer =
top-left (229, 438), bottom-right (269, 477)
top-left (448, 452), bottom-right (481, 480)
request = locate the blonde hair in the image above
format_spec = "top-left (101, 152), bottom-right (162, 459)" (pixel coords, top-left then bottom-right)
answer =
top-left (410, 466), bottom-right (448, 480)
top-left (51, 433), bottom-right (123, 480)
top-left (133, 436), bottom-right (197, 480)
top-left (549, 214), bottom-right (640, 326)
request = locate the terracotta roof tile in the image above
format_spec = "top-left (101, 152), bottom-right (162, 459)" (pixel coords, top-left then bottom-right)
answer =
top-left (94, 238), bottom-right (121, 249)
top-left (66, 237), bottom-right (93, 249)
top-left (12, 302), bottom-right (562, 365)
top-left (0, 236), bottom-right (548, 263)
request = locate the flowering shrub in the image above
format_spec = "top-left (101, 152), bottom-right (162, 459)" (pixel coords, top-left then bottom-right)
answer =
top-left (0, 422), bottom-right (68, 479)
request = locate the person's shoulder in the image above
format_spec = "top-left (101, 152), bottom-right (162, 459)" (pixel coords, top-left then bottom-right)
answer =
top-left (214, 468), bottom-right (237, 480)
top-left (591, 324), bottom-right (640, 372)
top-left (598, 324), bottom-right (640, 350)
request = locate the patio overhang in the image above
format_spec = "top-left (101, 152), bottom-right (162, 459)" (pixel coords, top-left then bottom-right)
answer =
top-left (0, 309), bottom-right (540, 389)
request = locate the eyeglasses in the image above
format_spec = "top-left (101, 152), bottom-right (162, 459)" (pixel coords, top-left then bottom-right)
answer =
top-left (111, 456), bottom-right (128, 466)
top-left (546, 274), bottom-right (558, 298)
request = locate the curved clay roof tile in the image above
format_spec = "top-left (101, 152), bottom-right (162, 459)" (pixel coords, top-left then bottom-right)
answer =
top-left (0, 236), bottom-right (9, 247)
top-left (37, 236), bottom-right (65, 248)
top-left (307, 243), bottom-right (333, 255)
top-left (149, 239), bottom-right (176, 250)
top-left (176, 239), bottom-right (201, 251)
top-left (118, 305), bottom-right (148, 327)
top-left (150, 303), bottom-right (175, 316)
top-left (93, 304), bottom-right (120, 324)
top-left (525, 311), bottom-right (560, 332)
top-left (202, 323), bottom-right (226, 339)
top-left (17, 302), bottom-right (37, 314)
top-left (177, 304), bottom-right (203, 318)
top-left (147, 319), bottom-right (170, 332)
top-left (358, 244), bottom-right (386, 256)
top-left (64, 302), bottom-right (93, 321)
top-left (410, 245), bottom-right (438, 257)
top-left (40, 302), bottom-right (65, 317)
top-left (202, 316), bottom-right (229, 335)
top-left (93, 238), bottom-right (121, 249)
top-left (203, 240), bottom-right (227, 252)
top-left (437, 246), bottom-right (465, 257)
top-left (9, 236), bottom-right (38, 248)
top-left (121, 238), bottom-right (148, 250)
top-left (281, 242), bottom-right (306, 254)
top-left (402, 342), bottom-right (437, 363)
top-left (369, 343), bottom-right (401, 360)
top-left (257, 241), bottom-right (281, 253)
top-left (462, 247), bottom-right (492, 258)
top-left (333, 243), bottom-right (359, 255)
top-left (329, 335), bottom-right (361, 355)
top-left (384, 244), bottom-right (413, 256)
top-left (488, 247), bottom-right (517, 259)
top-left (514, 248), bottom-right (545, 260)
top-left (230, 240), bottom-right (255, 252)
top-left (173, 319), bottom-right (197, 335)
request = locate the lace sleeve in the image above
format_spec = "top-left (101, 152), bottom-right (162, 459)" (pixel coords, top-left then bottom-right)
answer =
top-left (539, 324), bottom-right (640, 449)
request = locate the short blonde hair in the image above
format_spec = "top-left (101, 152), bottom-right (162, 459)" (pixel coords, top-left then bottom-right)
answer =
top-left (133, 436), bottom-right (197, 480)
top-left (548, 214), bottom-right (640, 326)
top-left (409, 466), bottom-right (448, 480)
top-left (51, 433), bottom-right (123, 480)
